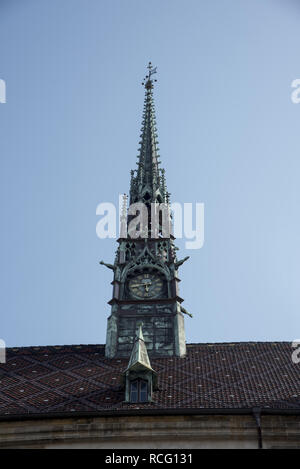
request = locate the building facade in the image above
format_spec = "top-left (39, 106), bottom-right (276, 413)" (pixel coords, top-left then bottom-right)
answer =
top-left (0, 65), bottom-right (299, 449)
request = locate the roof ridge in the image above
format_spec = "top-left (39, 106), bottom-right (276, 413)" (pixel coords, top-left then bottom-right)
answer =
top-left (5, 344), bottom-right (106, 352)
top-left (4, 341), bottom-right (292, 352)
top-left (187, 341), bottom-right (291, 346)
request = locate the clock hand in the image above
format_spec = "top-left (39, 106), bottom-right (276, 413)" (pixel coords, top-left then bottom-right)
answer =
top-left (131, 282), bottom-right (149, 288)
top-left (131, 281), bottom-right (153, 293)
top-left (131, 280), bottom-right (152, 286)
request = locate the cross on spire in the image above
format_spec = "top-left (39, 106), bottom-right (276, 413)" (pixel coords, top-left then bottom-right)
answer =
top-left (142, 61), bottom-right (158, 90)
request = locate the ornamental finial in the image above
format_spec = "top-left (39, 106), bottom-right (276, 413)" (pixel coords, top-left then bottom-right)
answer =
top-left (141, 62), bottom-right (157, 90)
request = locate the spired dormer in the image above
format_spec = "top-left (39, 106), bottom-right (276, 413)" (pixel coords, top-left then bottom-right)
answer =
top-left (101, 63), bottom-right (191, 359)
top-left (123, 324), bottom-right (157, 403)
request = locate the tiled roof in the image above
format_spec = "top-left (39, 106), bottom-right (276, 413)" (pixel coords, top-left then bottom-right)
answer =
top-left (0, 342), bottom-right (299, 418)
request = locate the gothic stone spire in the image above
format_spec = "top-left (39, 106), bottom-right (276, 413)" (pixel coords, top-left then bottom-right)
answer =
top-left (130, 63), bottom-right (167, 205)
top-left (103, 64), bottom-right (188, 361)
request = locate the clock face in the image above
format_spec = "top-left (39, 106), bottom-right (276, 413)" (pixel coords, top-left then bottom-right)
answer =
top-left (128, 272), bottom-right (164, 299)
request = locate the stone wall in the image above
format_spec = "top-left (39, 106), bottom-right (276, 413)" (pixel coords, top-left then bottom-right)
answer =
top-left (0, 414), bottom-right (299, 449)
top-left (117, 307), bottom-right (175, 356)
top-left (106, 302), bottom-right (186, 358)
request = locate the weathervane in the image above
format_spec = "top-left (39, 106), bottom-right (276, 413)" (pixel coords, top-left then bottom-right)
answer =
top-left (142, 61), bottom-right (157, 89)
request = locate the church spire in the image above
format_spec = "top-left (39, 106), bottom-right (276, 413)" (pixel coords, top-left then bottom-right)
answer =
top-left (130, 62), bottom-right (167, 205)
top-left (104, 64), bottom-right (188, 360)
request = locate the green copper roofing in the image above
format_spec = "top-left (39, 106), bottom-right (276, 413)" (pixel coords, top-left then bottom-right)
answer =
top-left (126, 324), bottom-right (154, 373)
top-left (129, 63), bottom-right (167, 205)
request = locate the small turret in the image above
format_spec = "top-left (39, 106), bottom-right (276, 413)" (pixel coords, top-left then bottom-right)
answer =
top-left (123, 324), bottom-right (157, 403)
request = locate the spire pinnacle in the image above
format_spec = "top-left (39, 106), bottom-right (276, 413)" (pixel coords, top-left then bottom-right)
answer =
top-left (130, 63), bottom-right (167, 206)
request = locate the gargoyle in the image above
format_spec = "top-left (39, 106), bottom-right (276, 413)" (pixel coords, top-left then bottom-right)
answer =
top-left (99, 260), bottom-right (116, 271)
top-left (174, 256), bottom-right (190, 269)
top-left (180, 306), bottom-right (193, 318)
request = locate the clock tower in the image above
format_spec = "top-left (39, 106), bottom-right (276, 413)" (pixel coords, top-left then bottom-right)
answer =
top-left (101, 63), bottom-right (190, 358)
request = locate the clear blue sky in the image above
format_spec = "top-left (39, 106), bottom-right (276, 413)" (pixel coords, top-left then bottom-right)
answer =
top-left (1, 0), bottom-right (300, 347)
